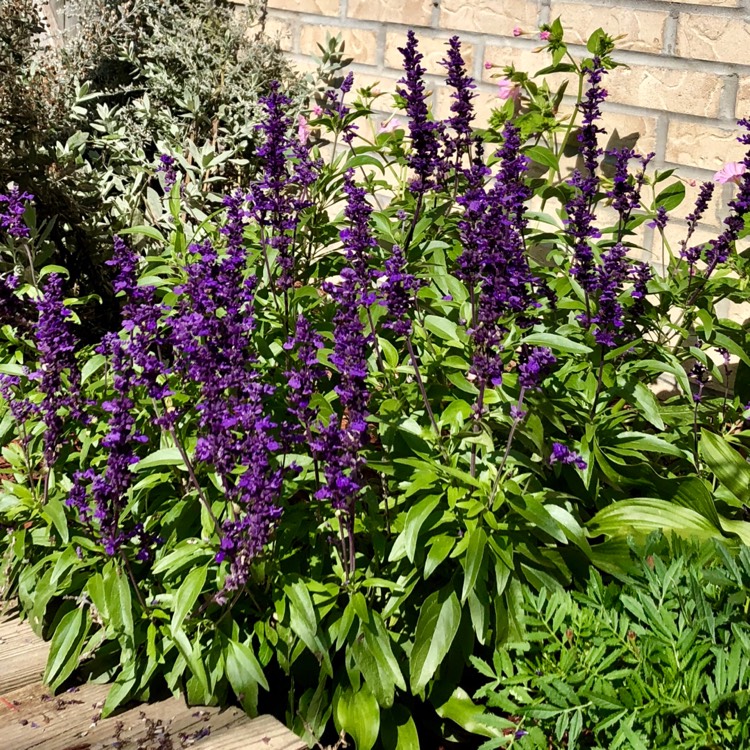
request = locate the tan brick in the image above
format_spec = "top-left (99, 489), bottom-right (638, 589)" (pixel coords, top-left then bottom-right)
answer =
top-left (260, 16), bottom-right (294, 52)
top-left (299, 24), bottom-right (379, 65)
top-left (665, 121), bottom-right (747, 171)
top-left (347, 0), bottom-right (432, 26)
top-left (267, 0), bottom-right (339, 15)
top-left (600, 111), bottom-right (659, 157)
top-left (653, 0), bottom-right (741, 6)
top-left (384, 32), bottom-right (475, 76)
top-left (549, 3), bottom-right (667, 54)
top-left (342, 71), bottom-right (404, 114)
top-left (739, 78), bottom-right (750, 121)
top-left (439, 0), bottom-right (539, 38)
top-left (483, 46), bottom-right (562, 82)
top-left (605, 64), bottom-right (723, 118)
top-left (676, 14), bottom-right (750, 65)
top-left (650, 222), bottom-right (719, 269)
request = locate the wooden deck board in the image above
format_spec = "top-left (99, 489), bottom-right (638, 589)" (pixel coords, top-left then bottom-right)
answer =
top-left (0, 612), bottom-right (306, 750)
top-left (0, 616), bottom-right (50, 693)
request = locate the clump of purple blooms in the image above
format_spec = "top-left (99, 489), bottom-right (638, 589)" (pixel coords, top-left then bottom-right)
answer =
top-left (0, 185), bottom-right (33, 239)
top-left (550, 443), bottom-right (587, 470)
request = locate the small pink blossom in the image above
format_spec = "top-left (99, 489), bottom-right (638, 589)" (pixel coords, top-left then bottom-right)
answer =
top-left (297, 115), bottom-right (311, 145)
top-left (513, 26), bottom-right (523, 37)
top-left (484, 61), bottom-right (493, 70)
top-left (497, 78), bottom-right (520, 105)
top-left (377, 117), bottom-right (403, 134)
top-left (539, 30), bottom-right (551, 41)
top-left (714, 161), bottom-right (745, 185)
top-left (311, 104), bottom-right (323, 117)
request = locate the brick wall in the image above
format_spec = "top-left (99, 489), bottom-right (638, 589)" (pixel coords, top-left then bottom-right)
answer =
top-left (241, 0), bottom-right (750, 267)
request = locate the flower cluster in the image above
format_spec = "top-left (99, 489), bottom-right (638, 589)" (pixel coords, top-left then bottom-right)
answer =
top-left (702, 120), bottom-right (750, 271)
top-left (379, 245), bottom-right (423, 337)
top-left (550, 442), bottom-right (587, 470)
top-left (156, 154), bottom-right (177, 191)
top-left (31, 274), bottom-right (82, 465)
top-left (398, 31), bottom-right (444, 196)
top-left (0, 185), bottom-right (33, 239)
top-left (565, 58), bottom-right (607, 292)
top-left (249, 83), bottom-right (317, 293)
top-left (441, 36), bottom-right (476, 159)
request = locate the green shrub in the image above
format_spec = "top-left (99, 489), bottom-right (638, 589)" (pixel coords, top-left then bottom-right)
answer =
top-left (0, 0), bottom-right (313, 333)
top-left (471, 538), bottom-right (750, 749)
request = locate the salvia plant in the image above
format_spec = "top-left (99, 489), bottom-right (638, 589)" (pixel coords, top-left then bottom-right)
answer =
top-left (2, 21), bottom-right (750, 749)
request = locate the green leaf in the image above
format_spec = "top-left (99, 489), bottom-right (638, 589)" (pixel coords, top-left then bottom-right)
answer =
top-left (588, 499), bottom-right (723, 541)
top-left (80, 354), bottom-right (106, 384)
top-left (609, 431), bottom-right (688, 459)
top-left (655, 181), bottom-right (686, 212)
top-left (118, 225), bottom-right (166, 243)
top-left (461, 527), bottom-right (486, 603)
top-left (400, 495), bottom-right (440, 563)
top-left (101, 661), bottom-right (137, 718)
top-left (134, 447), bottom-right (185, 471)
top-left (522, 332), bottom-right (592, 354)
top-left (410, 587), bottom-right (461, 694)
top-left (352, 612), bottom-right (406, 708)
top-left (425, 535), bottom-right (454, 579)
top-left (171, 565), bottom-right (207, 632)
top-left (381, 706), bottom-right (420, 750)
top-left (435, 687), bottom-right (506, 739)
top-left (423, 314), bottom-right (461, 343)
top-left (621, 381), bottom-right (665, 430)
top-left (334, 684), bottom-right (380, 750)
top-left (171, 627), bottom-right (210, 702)
top-left (285, 580), bottom-right (332, 676)
top-left (525, 145), bottom-right (559, 172)
top-left (44, 607), bottom-right (89, 689)
top-left (225, 637), bottom-right (268, 715)
top-left (701, 430), bottom-right (750, 506)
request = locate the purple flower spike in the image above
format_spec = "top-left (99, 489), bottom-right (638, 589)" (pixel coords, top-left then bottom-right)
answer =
top-left (32, 274), bottom-right (82, 465)
top-left (397, 31), bottom-right (444, 195)
top-left (565, 58), bottom-right (608, 292)
top-left (0, 185), bottom-right (33, 239)
top-left (550, 442), bottom-right (587, 470)
top-left (517, 346), bottom-right (556, 390)
top-left (379, 245), bottom-right (423, 337)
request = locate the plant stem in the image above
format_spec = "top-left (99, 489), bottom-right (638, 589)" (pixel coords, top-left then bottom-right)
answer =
top-left (167, 425), bottom-right (222, 534)
top-left (405, 336), bottom-right (439, 437)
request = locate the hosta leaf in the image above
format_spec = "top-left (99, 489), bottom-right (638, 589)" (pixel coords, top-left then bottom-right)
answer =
top-left (588, 499), bottom-right (722, 541)
top-left (700, 430), bottom-right (750, 507)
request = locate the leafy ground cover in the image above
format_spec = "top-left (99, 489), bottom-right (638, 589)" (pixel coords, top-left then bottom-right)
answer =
top-left (2, 13), bottom-right (750, 749)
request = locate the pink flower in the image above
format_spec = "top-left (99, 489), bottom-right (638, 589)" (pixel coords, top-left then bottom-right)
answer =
top-left (513, 27), bottom-right (523, 37)
top-left (377, 117), bottom-right (403, 134)
top-left (539, 30), bottom-right (551, 41)
top-left (714, 161), bottom-right (745, 185)
top-left (484, 61), bottom-right (493, 70)
top-left (497, 78), bottom-right (520, 104)
top-left (298, 114), bottom-right (311, 145)
top-left (311, 105), bottom-right (323, 117)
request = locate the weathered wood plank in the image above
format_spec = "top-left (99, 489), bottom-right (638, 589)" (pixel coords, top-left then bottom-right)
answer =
top-left (197, 716), bottom-right (307, 750)
top-left (0, 616), bottom-right (50, 693)
top-left (0, 613), bottom-right (306, 749)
